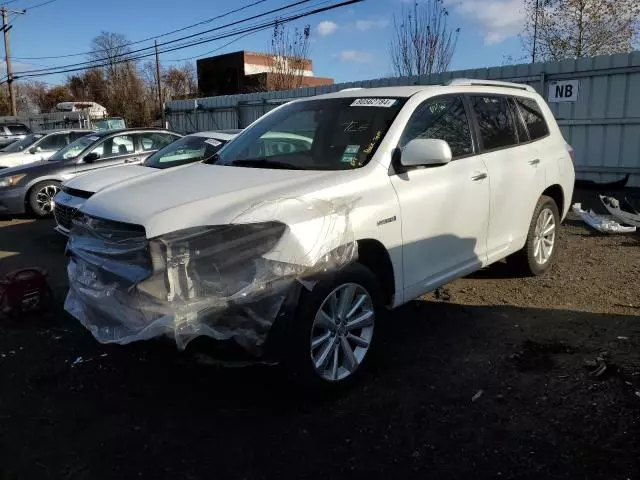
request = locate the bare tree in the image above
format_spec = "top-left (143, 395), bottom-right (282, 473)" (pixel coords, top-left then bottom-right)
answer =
top-left (88, 31), bottom-right (133, 78)
top-left (389, 0), bottom-right (460, 77)
top-left (523, 0), bottom-right (640, 62)
top-left (163, 63), bottom-right (197, 100)
top-left (266, 22), bottom-right (311, 91)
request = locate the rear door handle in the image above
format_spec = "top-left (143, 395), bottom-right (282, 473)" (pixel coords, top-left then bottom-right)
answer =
top-left (529, 158), bottom-right (541, 166)
top-left (125, 158), bottom-right (139, 163)
top-left (471, 172), bottom-right (488, 181)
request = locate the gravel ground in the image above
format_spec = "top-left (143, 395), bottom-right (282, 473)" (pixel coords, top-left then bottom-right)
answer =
top-left (0, 189), bottom-right (639, 480)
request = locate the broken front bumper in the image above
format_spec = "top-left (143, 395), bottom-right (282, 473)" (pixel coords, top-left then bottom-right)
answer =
top-left (64, 197), bottom-right (359, 355)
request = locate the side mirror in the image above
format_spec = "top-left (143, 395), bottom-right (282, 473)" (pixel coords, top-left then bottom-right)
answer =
top-left (83, 152), bottom-right (100, 163)
top-left (28, 146), bottom-right (42, 154)
top-left (401, 138), bottom-right (452, 167)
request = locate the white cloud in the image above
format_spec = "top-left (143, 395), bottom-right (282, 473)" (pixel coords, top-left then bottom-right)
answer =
top-left (337, 50), bottom-right (373, 62)
top-left (355, 19), bottom-right (389, 31)
top-left (317, 20), bottom-right (338, 36)
top-left (443, 0), bottom-right (526, 45)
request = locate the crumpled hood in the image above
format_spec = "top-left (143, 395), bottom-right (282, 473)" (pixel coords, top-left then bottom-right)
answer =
top-left (81, 163), bottom-right (353, 238)
top-left (63, 164), bottom-right (154, 193)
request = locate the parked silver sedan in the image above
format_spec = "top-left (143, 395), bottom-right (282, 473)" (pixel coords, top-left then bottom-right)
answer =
top-left (0, 129), bottom-right (95, 169)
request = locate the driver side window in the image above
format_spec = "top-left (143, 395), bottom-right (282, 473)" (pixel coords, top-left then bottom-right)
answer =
top-left (400, 96), bottom-right (473, 159)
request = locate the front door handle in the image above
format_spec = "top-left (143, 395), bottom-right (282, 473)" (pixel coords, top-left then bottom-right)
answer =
top-left (471, 172), bottom-right (488, 181)
top-left (125, 158), bottom-right (139, 163)
top-left (529, 158), bottom-right (541, 166)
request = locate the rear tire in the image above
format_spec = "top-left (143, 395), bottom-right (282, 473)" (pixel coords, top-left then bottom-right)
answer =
top-left (282, 263), bottom-right (383, 389)
top-left (28, 180), bottom-right (60, 217)
top-left (509, 195), bottom-right (560, 276)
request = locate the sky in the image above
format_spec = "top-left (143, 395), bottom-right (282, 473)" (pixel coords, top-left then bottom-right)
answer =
top-left (3, 0), bottom-right (531, 87)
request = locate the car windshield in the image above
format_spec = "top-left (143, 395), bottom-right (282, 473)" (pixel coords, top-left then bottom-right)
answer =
top-left (1, 133), bottom-right (44, 153)
top-left (210, 97), bottom-right (407, 170)
top-left (48, 134), bottom-right (99, 161)
top-left (143, 135), bottom-right (226, 169)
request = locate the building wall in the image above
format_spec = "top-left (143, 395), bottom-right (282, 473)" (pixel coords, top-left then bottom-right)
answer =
top-left (173, 52), bottom-right (640, 186)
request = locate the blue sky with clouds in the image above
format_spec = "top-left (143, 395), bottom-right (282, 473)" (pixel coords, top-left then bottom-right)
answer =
top-left (5, 0), bottom-right (529, 86)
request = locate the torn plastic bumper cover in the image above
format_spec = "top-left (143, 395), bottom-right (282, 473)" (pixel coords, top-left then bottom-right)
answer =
top-left (571, 203), bottom-right (636, 234)
top-left (64, 198), bottom-right (358, 353)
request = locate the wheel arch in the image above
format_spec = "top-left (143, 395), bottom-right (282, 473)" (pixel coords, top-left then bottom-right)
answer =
top-left (356, 238), bottom-right (396, 307)
top-left (541, 184), bottom-right (565, 219)
top-left (24, 177), bottom-right (63, 209)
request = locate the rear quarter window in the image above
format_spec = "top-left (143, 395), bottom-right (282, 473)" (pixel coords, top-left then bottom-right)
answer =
top-left (514, 97), bottom-right (550, 141)
top-left (8, 125), bottom-right (29, 135)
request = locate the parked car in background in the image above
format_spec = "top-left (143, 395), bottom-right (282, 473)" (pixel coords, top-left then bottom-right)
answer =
top-left (53, 129), bottom-right (240, 234)
top-left (0, 128), bottom-right (180, 217)
top-left (0, 123), bottom-right (31, 148)
top-left (65, 80), bottom-right (575, 387)
top-left (0, 129), bottom-right (94, 169)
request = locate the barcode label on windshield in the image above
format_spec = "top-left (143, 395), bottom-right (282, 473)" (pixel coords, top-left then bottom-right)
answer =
top-left (351, 98), bottom-right (397, 107)
top-left (204, 138), bottom-right (222, 147)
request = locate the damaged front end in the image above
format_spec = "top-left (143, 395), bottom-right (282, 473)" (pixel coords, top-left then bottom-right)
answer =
top-left (64, 198), bottom-right (358, 354)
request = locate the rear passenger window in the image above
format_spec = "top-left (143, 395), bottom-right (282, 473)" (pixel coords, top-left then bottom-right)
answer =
top-left (515, 97), bottom-right (549, 140)
top-left (400, 96), bottom-right (473, 158)
top-left (470, 96), bottom-right (518, 151)
top-left (138, 132), bottom-right (177, 151)
top-left (8, 125), bottom-right (28, 135)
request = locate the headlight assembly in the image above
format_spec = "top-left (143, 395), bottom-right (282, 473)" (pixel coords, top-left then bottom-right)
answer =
top-left (0, 174), bottom-right (26, 188)
top-left (141, 222), bottom-right (287, 302)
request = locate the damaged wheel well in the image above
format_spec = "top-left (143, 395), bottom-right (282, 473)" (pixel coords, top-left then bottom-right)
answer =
top-left (542, 184), bottom-right (564, 216)
top-left (357, 239), bottom-right (395, 306)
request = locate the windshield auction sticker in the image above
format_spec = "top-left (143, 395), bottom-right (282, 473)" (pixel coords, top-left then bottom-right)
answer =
top-left (350, 98), bottom-right (397, 107)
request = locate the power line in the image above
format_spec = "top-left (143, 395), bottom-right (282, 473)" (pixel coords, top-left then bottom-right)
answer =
top-left (22, 0), bottom-right (57, 9)
top-left (15, 0), bottom-right (362, 79)
top-left (166, 0), bottom-right (334, 62)
top-left (13, 0), bottom-right (318, 75)
top-left (167, 30), bottom-right (261, 62)
top-left (11, 0), bottom-right (267, 60)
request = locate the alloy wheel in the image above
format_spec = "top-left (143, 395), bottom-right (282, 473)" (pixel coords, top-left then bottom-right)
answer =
top-left (35, 184), bottom-right (59, 214)
top-left (533, 207), bottom-right (556, 265)
top-left (310, 283), bottom-right (374, 382)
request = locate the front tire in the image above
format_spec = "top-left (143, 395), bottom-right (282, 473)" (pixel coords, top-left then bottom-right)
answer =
top-left (510, 195), bottom-right (560, 276)
top-left (283, 263), bottom-right (382, 388)
top-left (28, 181), bottom-right (60, 217)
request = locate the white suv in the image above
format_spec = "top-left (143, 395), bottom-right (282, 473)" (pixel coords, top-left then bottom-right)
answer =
top-left (65, 79), bottom-right (575, 387)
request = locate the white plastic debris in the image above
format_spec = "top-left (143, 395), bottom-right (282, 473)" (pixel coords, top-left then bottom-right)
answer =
top-left (472, 389), bottom-right (484, 402)
top-left (600, 195), bottom-right (640, 228)
top-left (572, 203), bottom-right (636, 234)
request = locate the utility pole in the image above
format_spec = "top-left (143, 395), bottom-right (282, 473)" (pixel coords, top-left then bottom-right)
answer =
top-left (1, 6), bottom-right (25, 116)
top-left (154, 40), bottom-right (164, 127)
top-left (531, 0), bottom-right (539, 63)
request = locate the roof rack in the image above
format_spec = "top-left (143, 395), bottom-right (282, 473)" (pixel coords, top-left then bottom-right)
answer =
top-left (446, 78), bottom-right (536, 93)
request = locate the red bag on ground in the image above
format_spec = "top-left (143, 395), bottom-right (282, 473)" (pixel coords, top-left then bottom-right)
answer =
top-left (0, 268), bottom-right (53, 317)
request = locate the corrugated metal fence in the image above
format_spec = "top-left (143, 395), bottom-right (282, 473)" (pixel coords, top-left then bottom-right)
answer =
top-left (0, 111), bottom-right (93, 132)
top-left (166, 52), bottom-right (640, 186)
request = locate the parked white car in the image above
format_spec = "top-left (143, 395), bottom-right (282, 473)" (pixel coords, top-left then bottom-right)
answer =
top-left (0, 129), bottom-right (94, 168)
top-left (65, 80), bottom-right (575, 387)
top-left (53, 130), bottom-right (240, 235)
